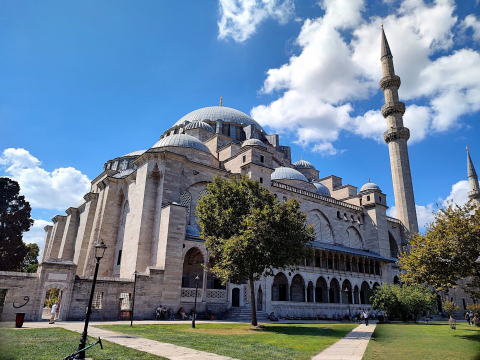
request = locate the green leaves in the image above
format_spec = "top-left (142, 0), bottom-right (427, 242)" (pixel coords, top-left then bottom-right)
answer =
top-left (399, 201), bottom-right (480, 297)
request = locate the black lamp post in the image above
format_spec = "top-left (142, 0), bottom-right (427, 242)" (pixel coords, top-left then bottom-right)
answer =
top-left (130, 271), bottom-right (138, 326)
top-left (191, 274), bottom-right (200, 329)
top-left (76, 240), bottom-right (107, 359)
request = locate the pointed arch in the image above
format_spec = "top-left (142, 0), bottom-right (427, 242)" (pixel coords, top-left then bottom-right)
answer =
top-left (360, 281), bottom-right (370, 304)
top-left (290, 274), bottom-right (305, 302)
top-left (307, 210), bottom-right (334, 244)
top-left (182, 247), bottom-right (205, 288)
top-left (345, 226), bottom-right (363, 249)
top-left (272, 272), bottom-right (288, 301)
top-left (342, 279), bottom-right (353, 304)
top-left (315, 276), bottom-right (328, 303)
top-left (329, 278), bottom-right (340, 303)
top-left (389, 231), bottom-right (399, 258)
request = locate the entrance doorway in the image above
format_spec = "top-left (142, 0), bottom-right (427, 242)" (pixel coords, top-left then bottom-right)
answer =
top-left (257, 286), bottom-right (263, 311)
top-left (42, 288), bottom-right (62, 321)
top-left (232, 288), bottom-right (240, 307)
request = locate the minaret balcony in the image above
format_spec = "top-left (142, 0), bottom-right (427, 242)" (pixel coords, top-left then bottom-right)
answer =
top-left (379, 75), bottom-right (401, 91)
top-left (381, 101), bottom-right (405, 118)
top-left (383, 127), bottom-right (410, 144)
top-left (468, 190), bottom-right (480, 200)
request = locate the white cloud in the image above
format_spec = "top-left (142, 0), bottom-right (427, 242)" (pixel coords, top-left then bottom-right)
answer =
top-left (251, 0), bottom-right (480, 154)
top-left (0, 148), bottom-right (91, 210)
top-left (388, 180), bottom-right (471, 229)
top-left (24, 219), bottom-right (52, 249)
top-left (218, 0), bottom-right (295, 42)
top-left (460, 14), bottom-right (480, 42)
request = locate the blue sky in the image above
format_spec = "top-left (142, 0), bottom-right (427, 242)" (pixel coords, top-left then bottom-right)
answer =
top-left (1, 0), bottom-right (479, 249)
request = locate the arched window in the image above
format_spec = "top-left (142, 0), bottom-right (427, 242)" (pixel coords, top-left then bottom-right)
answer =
top-left (290, 274), bottom-right (305, 302)
top-left (315, 277), bottom-right (328, 303)
top-left (342, 280), bottom-right (353, 304)
top-left (182, 247), bottom-right (204, 288)
top-left (345, 226), bottom-right (363, 249)
top-left (329, 278), bottom-right (340, 303)
top-left (360, 281), bottom-right (370, 304)
top-left (307, 211), bottom-right (334, 244)
top-left (389, 232), bottom-right (399, 258)
top-left (272, 273), bottom-right (288, 301)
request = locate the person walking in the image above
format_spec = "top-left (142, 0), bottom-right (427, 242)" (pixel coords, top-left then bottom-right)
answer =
top-left (363, 308), bottom-right (369, 326)
top-left (49, 301), bottom-right (58, 324)
top-left (465, 311), bottom-right (471, 326)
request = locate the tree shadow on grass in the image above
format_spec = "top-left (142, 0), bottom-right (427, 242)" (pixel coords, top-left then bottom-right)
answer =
top-left (262, 326), bottom-right (350, 338)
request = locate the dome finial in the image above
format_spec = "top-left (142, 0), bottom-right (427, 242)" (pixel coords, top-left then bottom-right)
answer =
top-left (369, 177), bottom-right (371, 183)
top-left (301, 155), bottom-right (303, 160)
top-left (219, 96), bottom-right (223, 107)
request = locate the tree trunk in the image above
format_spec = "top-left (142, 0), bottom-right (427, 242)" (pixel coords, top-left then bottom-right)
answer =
top-left (249, 277), bottom-right (257, 326)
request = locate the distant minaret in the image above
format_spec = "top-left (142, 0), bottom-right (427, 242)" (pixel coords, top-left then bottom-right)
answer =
top-left (467, 146), bottom-right (480, 208)
top-left (380, 27), bottom-right (418, 233)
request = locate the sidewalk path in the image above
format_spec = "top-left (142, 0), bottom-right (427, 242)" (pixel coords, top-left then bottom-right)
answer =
top-left (9, 320), bottom-right (236, 360)
top-left (312, 322), bottom-right (376, 360)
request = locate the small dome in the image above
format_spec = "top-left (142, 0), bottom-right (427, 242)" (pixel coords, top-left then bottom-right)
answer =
top-left (242, 138), bottom-right (266, 148)
top-left (271, 167), bottom-right (309, 182)
top-left (312, 181), bottom-right (331, 197)
top-left (184, 121), bottom-right (214, 133)
top-left (152, 134), bottom-right (211, 154)
top-left (293, 159), bottom-right (315, 169)
top-left (186, 224), bottom-right (200, 237)
top-left (360, 181), bottom-right (381, 192)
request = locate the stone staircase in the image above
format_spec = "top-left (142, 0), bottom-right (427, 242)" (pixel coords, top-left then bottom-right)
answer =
top-left (227, 305), bottom-right (269, 322)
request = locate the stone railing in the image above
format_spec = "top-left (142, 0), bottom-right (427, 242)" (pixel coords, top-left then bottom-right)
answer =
top-left (271, 181), bottom-right (363, 212)
top-left (181, 288), bottom-right (202, 298)
top-left (386, 216), bottom-right (403, 226)
top-left (206, 289), bottom-right (227, 299)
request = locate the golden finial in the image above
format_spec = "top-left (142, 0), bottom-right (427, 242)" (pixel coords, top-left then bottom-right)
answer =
top-left (220, 96), bottom-right (223, 107)
top-left (381, 22), bottom-right (383, 29)
top-left (467, 145), bottom-right (469, 151)
top-left (301, 156), bottom-right (303, 160)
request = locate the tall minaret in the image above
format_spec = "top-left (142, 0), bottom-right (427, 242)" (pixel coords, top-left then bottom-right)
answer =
top-left (467, 146), bottom-right (480, 208)
top-left (380, 27), bottom-right (418, 233)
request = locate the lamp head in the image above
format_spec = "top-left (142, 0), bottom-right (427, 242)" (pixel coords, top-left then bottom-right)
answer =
top-left (95, 239), bottom-right (107, 260)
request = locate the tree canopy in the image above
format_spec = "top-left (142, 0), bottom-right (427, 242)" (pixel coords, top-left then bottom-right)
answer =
top-left (20, 243), bottom-right (40, 272)
top-left (398, 202), bottom-right (480, 297)
top-left (196, 175), bottom-right (314, 326)
top-left (0, 177), bottom-right (34, 271)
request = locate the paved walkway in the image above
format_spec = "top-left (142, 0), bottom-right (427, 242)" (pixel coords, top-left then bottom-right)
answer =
top-left (7, 321), bottom-right (235, 360)
top-left (312, 322), bottom-right (376, 360)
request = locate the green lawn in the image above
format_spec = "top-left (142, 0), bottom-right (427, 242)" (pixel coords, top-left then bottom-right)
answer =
top-left (0, 328), bottom-right (164, 360)
top-left (98, 322), bottom-right (358, 360)
top-left (363, 322), bottom-right (480, 360)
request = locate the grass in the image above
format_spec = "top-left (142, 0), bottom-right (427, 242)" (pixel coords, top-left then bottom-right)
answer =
top-left (0, 327), bottom-right (165, 360)
top-left (363, 322), bottom-right (480, 360)
top-left (98, 322), bottom-right (358, 360)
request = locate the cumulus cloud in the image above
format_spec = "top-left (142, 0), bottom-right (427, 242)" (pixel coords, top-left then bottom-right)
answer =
top-left (218, 0), bottom-right (295, 42)
top-left (0, 148), bottom-right (91, 210)
top-left (388, 179), bottom-right (471, 229)
top-left (24, 219), bottom-right (52, 248)
top-left (460, 14), bottom-right (480, 42)
top-left (250, 0), bottom-right (480, 154)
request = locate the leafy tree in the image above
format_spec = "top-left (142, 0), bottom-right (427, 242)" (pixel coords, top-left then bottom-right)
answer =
top-left (196, 175), bottom-right (314, 326)
top-left (399, 202), bottom-right (480, 297)
top-left (371, 284), bottom-right (437, 322)
top-left (0, 177), bottom-right (34, 271)
top-left (442, 300), bottom-right (460, 318)
top-left (20, 243), bottom-right (39, 272)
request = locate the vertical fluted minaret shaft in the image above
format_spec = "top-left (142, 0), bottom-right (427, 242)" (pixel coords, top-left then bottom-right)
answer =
top-left (467, 147), bottom-right (480, 208)
top-left (380, 28), bottom-right (418, 233)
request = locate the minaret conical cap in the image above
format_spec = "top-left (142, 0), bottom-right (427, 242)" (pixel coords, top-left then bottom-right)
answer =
top-left (467, 146), bottom-right (478, 179)
top-left (381, 27), bottom-right (392, 59)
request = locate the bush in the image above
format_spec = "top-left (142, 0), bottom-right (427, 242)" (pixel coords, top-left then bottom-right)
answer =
top-left (442, 300), bottom-right (460, 317)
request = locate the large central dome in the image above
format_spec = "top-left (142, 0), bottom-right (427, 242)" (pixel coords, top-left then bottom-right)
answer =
top-left (173, 106), bottom-right (264, 132)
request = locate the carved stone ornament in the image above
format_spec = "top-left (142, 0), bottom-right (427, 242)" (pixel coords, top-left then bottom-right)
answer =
top-left (379, 75), bottom-right (401, 91)
top-left (381, 101), bottom-right (405, 118)
top-left (383, 127), bottom-right (410, 143)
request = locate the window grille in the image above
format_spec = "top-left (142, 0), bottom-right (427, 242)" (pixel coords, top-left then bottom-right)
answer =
top-left (92, 292), bottom-right (103, 309)
top-left (180, 190), bottom-right (192, 220)
top-left (119, 292), bottom-right (130, 310)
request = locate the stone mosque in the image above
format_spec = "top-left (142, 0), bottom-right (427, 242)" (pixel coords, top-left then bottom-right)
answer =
top-left (1, 29), bottom-right (479, 322)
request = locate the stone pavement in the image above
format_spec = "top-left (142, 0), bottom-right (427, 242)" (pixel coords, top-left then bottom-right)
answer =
top-left (312, 322), bottom-right (376, 360)
top-left (4, 320), bottom-right (236, 360)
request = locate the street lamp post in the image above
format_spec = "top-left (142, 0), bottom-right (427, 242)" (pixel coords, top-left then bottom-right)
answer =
top-left (191, 275), bottom-right (200, 329)
top-left (130, 271), bottom-right (138, 326)
top-left (76, 240), bottom-right (107, 359)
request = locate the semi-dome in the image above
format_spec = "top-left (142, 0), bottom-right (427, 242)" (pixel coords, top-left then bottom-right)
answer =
top-left (184, 120), bottom-right (214, 133)
top-left (312, 181), bottom-right (331, 197)
top-left (293, 159), bottom-right (315, 169)
top-left (271, 167), bottom-right (309, 182)
top-left (152, 134), bottom-right (211, 154)
top-left (173, 106), bottom-right (264, 132)
top-left (360, 180), bottom-right (381, 192)
top-left (186, 224), bottom-right (200, 237)
top-left (242, 138), bottom-right (266, 148)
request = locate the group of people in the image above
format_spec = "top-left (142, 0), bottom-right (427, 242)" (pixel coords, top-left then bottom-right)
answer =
top-left (155, 306), bottom-right (190, 320)
top-left (465, 311), bottom-right (476, 326)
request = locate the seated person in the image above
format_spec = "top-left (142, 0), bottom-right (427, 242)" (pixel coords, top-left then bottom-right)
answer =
top-left (179, 307), bottom-right (187, 320)
top-left (167, 308), bottom-right (174, 320)
top-left (268, 312), bottom-right (279, 321)
top-left (156, 305), bottom-right (162, 320)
